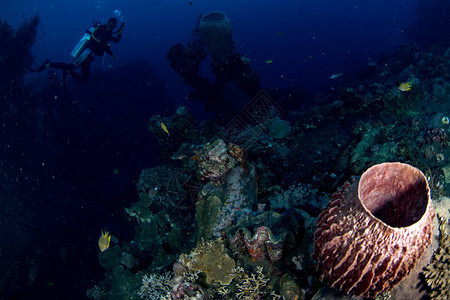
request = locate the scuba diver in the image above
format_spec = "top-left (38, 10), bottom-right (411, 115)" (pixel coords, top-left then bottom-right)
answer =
top-left (32, 17), bottom-right (124, 84)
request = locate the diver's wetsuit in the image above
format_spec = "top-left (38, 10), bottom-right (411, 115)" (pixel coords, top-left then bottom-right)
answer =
top-left (33, 21), bottom-right (123, 83)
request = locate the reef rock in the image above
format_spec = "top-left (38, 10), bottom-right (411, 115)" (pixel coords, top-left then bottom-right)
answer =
top-left (195, 164), bottom-right (257, 240)
top-left (313, 162), bottom-right (435, 298)
top-left (265, 117), bottom-right (291, 139)
top-left (192, 139), bottom-right (238, 183)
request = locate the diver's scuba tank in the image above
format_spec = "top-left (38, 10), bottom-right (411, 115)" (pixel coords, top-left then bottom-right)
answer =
top-left (70, 21), bottom-right (100, 59)
top-left (72, 48), bottom-right (93, 68)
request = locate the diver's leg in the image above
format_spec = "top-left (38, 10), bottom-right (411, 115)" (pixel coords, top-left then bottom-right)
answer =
top-left (65, 57), bottom-right (90, 83)
top-left (48, 62), bottom-right (75, 71)
top-left (67, 71), bottom-right (86, 83)
top-left (66, 58), bottom-right (90, 84)
top-left (30, 59), bottom-right (51, 72)
top-left (31, 60), bottom-right (78, 73)
top-left (48, 62), bottom-right (77, 84)
top-left (79, 57), bottom-right (91, 83)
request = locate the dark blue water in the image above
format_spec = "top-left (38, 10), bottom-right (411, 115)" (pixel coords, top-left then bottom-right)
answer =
top-left (3, 0), bottom-right (418, 93)
top-left (0, 0), bottom-right (449, 299)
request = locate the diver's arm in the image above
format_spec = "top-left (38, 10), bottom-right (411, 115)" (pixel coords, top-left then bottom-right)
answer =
top-left (110, 23), bottom-right (124, 43)
top-left (110, 34), bottom-right (121, 43)
top-left (105, 47), bottom-right (114, 56)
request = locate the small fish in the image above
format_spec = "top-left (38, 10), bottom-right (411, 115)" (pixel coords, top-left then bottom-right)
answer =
top-left (112, 168), bottom-right (119, 175)
top-left (160, 122), bottom-right (170, 136)
top-left (98, 229), bottom-right (111, 252)
top-left (265, 59), bottom-right (273, 64)
top-left (277, 32), bottom-right (284, 36)
top-left (330, 73), bottom-right (344, 79)
top-left (188, 1), bottom-right (194, 5)
top-left (398, 81), bottom-right (412, 92)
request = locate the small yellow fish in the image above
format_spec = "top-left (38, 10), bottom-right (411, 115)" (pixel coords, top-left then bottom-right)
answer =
top-left (160, 122), bottom-right (170, 136)
top-left (398, 81), bottom-right (412, 92)
top-left (265, 59), bottom-right (273, 64)
top-left (98, 229), bottom-right (111, 252)
top-left (277, 32), bottom-right (284, 36)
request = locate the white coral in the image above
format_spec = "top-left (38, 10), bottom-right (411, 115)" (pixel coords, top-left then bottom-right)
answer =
top-left (138, 273), bottom-right (172, 300)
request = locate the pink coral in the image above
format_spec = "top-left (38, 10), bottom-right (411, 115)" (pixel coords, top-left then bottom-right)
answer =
top-left (313, 162), bottom-right (435, 298)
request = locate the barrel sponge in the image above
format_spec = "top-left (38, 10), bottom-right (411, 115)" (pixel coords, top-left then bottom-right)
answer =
top-left (199, 11), bottom-right (234, 64)
top-left (313, 162), bottom-right (435, 298)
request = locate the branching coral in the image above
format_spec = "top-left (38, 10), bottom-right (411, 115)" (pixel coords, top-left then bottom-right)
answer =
top-left (423, 215), bottom-right (450, 300)
top-left (138, 273), bottom-right (172, 300)
top-left (212, 266), bottom-right (280, 300)
top-left (234, 266), bottom-right (269, 300)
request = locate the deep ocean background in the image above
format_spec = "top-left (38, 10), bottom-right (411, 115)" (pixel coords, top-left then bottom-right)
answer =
top-left (4, 0), bottom-right (417, 93)
top-left (1, 0), bottom-right (450, 299)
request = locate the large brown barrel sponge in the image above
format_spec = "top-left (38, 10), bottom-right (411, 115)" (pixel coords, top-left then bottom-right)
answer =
top-left (313, 162), bottom-right (435, 298)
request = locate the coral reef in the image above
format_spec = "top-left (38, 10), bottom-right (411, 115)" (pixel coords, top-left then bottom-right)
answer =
top-left (170, 275), bottom-right (209, 299)
top-left (195, 163), bottom-right (257, 240)
top-left (423, 216), bottom-right (450, 300)
top-left (228, 142), bottom-right (249, 174)
top-left (233, 266), bottom-right (269, 300)
top-left (0, 15), bottom-right (39, 90)
top-left (138, 272), bottom-right (209, 300)
top-left (176, 239), bottom-right (236, 286)
top-left (86, 285), bottom-right (109, 300)
top-left (198, 11), bottom-right (234, 65)
top-left (268, 182), bottom-right (327, 214)
top-left (313, 162), bottom-right (435, 298)
top-left (279, 274), bottom-right (305, 300)
top-left (166, 43), bottom-right (207, 88)
top-left (265, 117), bottom-right (292, 140)
top-left (230, 226), bottom-right (287, 262)
top-left (138, 273), bottom-right (172, 299)
top-left (83, 19), bottom-right (450, 300)
top-left (192, 139), bottom-right (238, 183)
top-left (166, 14), bottom-right (260, 119)
top-left (136, 166), bottom-right (173, 203)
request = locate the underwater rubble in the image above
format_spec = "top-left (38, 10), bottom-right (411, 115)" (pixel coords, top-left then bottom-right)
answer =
top-left (86, 40), bottom-right (450, 300)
